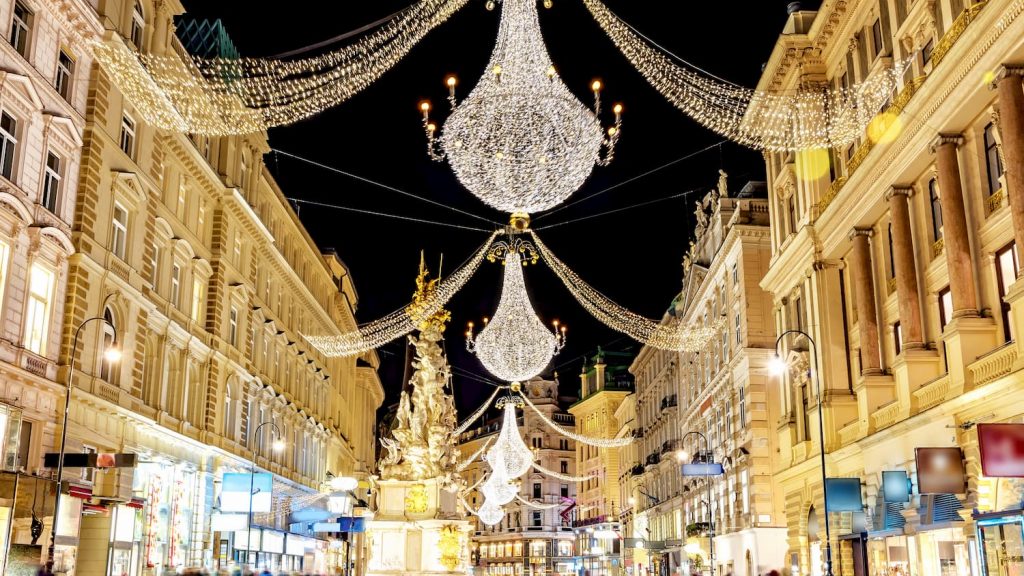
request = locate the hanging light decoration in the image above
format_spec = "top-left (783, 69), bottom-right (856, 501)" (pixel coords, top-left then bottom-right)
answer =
top-left (477, 499), bottom-right (505, 526)
top-left (467, 240), bottom-right (565, 382)
top-left (421, 0), bottom-right (622, 214)
top-left (480, 470), bottom-right (519, 506)
top-left (485, 401), bottom-right (535, 479)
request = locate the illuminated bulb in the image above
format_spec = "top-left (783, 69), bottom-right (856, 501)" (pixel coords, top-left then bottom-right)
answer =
top-left (675, 450), bottom-right (689, 463)
top-left (447, 75), bottom-right (458, 88)
top-left (495, 151), bottom-right (504, 159)
top-left (543, 0), bottom-right (553, 7)
top-left (272, 438), bottom-right (286, 452)
top-left (493, 64), bottom-right (503, 76)
top-left (104, 345), bottom-right (123, 363)
top-left (592, 80), bottom-right (602, 92)
top-left (427, 123), bottom-right (437, 132)
top-left (546, 65), bottom-right (557, 78)
top-left (613, 103), bottom-right (623, 115)
top-left (608, 127), bottom-right (617, 136)
top-left (769, 355), bottom-right (788, 376)
top-left (420, 101), bottom-right (431, 112)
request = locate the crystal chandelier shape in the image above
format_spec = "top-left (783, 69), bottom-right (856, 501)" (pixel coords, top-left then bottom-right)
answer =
top-left (477, 499), bottom-right (505, 526)
top-left (485, 404), bottom-right (535, 479)
top-left (480, 468), bottom-right (518, 506)
top-left (467, 246), bottom-right (565, 382)
top-left (421, 0), bottom-right (621, 214)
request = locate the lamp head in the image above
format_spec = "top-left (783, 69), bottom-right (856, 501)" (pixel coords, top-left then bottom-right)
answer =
top-left (104, 344), bottom-right (123, 363)
top-left (675, 449), bottom-right (689, 463)
top-left (769, 354), bottom-right (788, 376)
top-left (272, 438), bottom-right (286, 453)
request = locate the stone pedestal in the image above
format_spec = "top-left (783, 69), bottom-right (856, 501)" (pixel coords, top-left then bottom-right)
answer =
top-left (943, 316), bottom-right (999, 393)
top-left (365, 478), bottom-right (472, 576)
top-left (893, 349), bottom-right (942, 415)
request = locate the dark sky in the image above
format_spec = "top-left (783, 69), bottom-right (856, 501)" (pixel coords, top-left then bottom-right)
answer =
top-left (179, 0), bottom-right (821, 414)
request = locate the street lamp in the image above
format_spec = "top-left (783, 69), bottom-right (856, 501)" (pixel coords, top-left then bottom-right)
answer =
top-left (247, 421), bottom-right (284, 568)
top-left (679, 431), bottom-right (718, 576)
top-left (772, 329), bottom-right (833, 576)
top-left (46, 316), bottom-right (120, 572)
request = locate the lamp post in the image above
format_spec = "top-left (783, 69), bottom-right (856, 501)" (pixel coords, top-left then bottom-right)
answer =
top-left (246, 421), bottom-right (284, 569)
top-left (46, 316), bottom-right (121, 572)
top-left (678, 430), bottom-right (716, 576)
top-left (770, 329), bottom-right (833, 576)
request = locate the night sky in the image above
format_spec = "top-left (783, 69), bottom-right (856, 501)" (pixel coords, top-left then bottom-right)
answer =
top-left (179, 0), bottom-right (822, 414)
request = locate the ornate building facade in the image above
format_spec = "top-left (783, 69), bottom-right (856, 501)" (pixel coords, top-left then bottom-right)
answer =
top-left (758, 1), bottom-right (1024, 575)
top-left (32, 1), bottom-right (384, 575)
top-left (0, 0), bottom-right (101, 571)
top-left (570, 348), bottom-right (633, 576)
top-left (619, 180), bottom-right (786, 576)
top-left (458, 376), bottom-right (577, 576)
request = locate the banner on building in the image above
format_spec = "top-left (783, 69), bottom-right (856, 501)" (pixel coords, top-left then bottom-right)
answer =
top-left (915, 447), bottom-right (966, 494)
top-left (882, 471), bottom-right (911, 503)
top-left (978, 423), bottom-right (1024, 477)
top-left (221, 473), bottom-right (273, 513)
top-left (211, 513), bottom-right (249, 531)
top-left (680, 462), bottom-right (724, 476)
top-left (824, 478), bottom-right (863, 512)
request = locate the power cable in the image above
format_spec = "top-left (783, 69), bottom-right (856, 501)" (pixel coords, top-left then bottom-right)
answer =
top-left (266, 5), bottom-right (414, 59)
top-left (535, 187), bottom-right (705, 230)
top-left (274, 149), bottom-right (502, 226)
top-left (287, 198), bottom-right (494, 233)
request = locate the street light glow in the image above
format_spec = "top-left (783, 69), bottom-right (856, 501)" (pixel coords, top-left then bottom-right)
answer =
top-left (272, 438), bottom-right (286, 452)
top-left (769, 354), bottom-right (788, 376)
top-left (675, 449), bottom-right (689, 463)
top-left (330, 476), bottom-right (359, 492)
top-left (104, 345), bottom-right (122, 363)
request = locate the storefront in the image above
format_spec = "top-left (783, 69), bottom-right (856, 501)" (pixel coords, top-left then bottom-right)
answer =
top-left (0, 472), bottom-right (59, 574)
top-left (866, 533), bottom-right (912, 576)
top-left (135, 461), bottom-right (203, 574)
top-left (977, 510), bottom-right (1024, 576)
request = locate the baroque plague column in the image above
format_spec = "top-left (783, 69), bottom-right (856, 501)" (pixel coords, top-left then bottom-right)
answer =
top-left (365, 264), bottom-right (471, 575)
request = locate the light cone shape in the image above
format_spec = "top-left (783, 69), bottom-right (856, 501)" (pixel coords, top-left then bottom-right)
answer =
top-left (485, 404), bottom-right (534, 480)
top-left (478, 499), bottom-right (505, 526)
top-left (480, 471), bottom-right (518, 506)
top-left (471, 251), bottom-right (560, 382)
top-left (440, 0), bottom-right (603, 213)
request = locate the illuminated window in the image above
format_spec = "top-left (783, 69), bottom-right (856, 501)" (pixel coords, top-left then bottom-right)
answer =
top-left (170, 264), bottom-right (181, 307)
top-left (191, 277), bottom-right (204, 322)
top-left (0, 112), bottom-right (19, 180)
top-left (42, 152), bottom-right (62, 213)
top-left (24, 264), bottom-right (55, 354)
top-left (111, 202), bottom-right (128, 259)
top-left (119, 114), bottom-right (135, 158)
top-left (100, 308), bottom-right (118, 384)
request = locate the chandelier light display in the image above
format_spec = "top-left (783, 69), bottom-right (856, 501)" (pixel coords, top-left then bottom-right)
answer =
top-left (480, 469), bottom-right (519, 506)
top-left (420, 0), bottom-right (622, 213)
top-left (306, 231), bottom-right (498, 357)
top-left (581, 0), bottom-right (907, 151)
top-left (530, 230), bottom-right (720, 352)
top-left (485, 401), bottom-right (535, 479)
top-left (467, 241), bottom-right (565, 382)
top-left (477, 499), bottom-right (505, 526)
top-left (520, 390), bottom-right (633, 448)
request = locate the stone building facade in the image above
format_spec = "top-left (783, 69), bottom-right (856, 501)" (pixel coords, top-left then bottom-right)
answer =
top-left (2, 1), bottom-right (386, 575)
top-left (458, 376), bottom-right (577, 576)
top-left (758, 1), bottom-right (1024, 574)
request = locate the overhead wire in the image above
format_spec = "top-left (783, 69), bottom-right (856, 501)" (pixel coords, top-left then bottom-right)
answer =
top-left (535, 186), bottom-right (706, 230)
top-left (265, 5), bottom-right (414, 59)
top-left (274, 149), bottom-right (502, 226)
top-left (287, 198), bottom-right (494, 233)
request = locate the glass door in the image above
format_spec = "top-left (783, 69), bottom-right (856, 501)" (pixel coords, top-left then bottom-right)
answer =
top-left (980, 519), bottom-right (1024, 576)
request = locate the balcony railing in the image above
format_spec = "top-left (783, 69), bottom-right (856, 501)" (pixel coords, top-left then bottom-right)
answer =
top-left (630, 464), bottom-right (645, 477)
top-left (660, 395), bottom-right (678, 410)
top-left (645, 453), bottom-right (661, 466)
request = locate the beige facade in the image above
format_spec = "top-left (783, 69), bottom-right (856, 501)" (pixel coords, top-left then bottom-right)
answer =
top-left (569, 349), bottom-right (633, 576)
top-left (458, 377), bottom-right (577, 576)
top-left (22, 1), bottom-right (385, 575)
top-left (0, 0), bottom-right (101, 571)
top-left (758, 1), bottom-right (1024, 575)
top-left (620, 182), bottom-right (786, 576)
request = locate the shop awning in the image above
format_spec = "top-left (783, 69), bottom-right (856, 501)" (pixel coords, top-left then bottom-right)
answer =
top-left (67, 484), bottom-right (92, 499)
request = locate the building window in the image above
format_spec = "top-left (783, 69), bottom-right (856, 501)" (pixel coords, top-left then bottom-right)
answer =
top-left (929, 179), bottom-right (943, 241)
top-left (41, 152), bottom-right (63, 214)
top-left (887, 223), bottom-right (896, 278)
top-left (81, 445), bottom-right (96, 482)
top-left (938, 287), bottom-right (953, 330)
top-left (996, 243), bottom-right (1020, 343)
top-left (229, 307), bottom-right (238, 346)
top-left (531, 436), bottom-right (542, 449)
top-left (10, 2), bottom-right (31, 58)
top-left (793, 295), bottom-right (804, 331)
top-left (561, 484), bottom-right (569, 498)
top-left (738, 385), bottom-right (746, 428)
top-left (149, 243), bottom-right (160, 287)
top-left (111, 202), bottom-right (128, 259)
top-left (922, 38), bottom-right (935, 65)
top-left (560, 460), bottom-right (568, 474)
top-left (191, 277), bottom-right (204, 322)
top-left (0, 241), bottom-right (9, 311)
top-left (732, 263), bottom-right (739, 285)
top-left (735, 313), bottom-right (742, 345)
top-left (100, 308), bottom-right (118, 384)
top-left (24, 264), bottom-right (54, 355)
top-left (872, 19), bottom-right (883, 58)
top-left (171, 264), bottom-right (181, 307)
top-left (787, 196), bottom-right (797, 235)
top-left (232, 232), bottom-right (242, 267)
top-left (55, 49), bottom-right (74, 100)
top-left (893, 321), bottom-right (903, 356)
top-left (984, 123), bottom-right (1004, 196)
top-left (0, 112), bottom-right (18, 180)
top-left (119, 114), bottom-right (136, 158)
top-left (532, 511), bottom-right (542, 527)
top-left (129, 2), bottom-right (144, 48)
top-left (801, 384), bottom-right (811, 441)
top-left (533, 483), bottom-right (542, 499)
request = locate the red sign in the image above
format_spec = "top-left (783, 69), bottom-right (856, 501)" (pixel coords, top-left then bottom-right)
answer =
top-left (978, 423), bottom-right (1024, 477)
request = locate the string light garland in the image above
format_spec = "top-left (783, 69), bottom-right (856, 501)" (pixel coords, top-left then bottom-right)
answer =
top-left (477, 499), bottom-right (506, 526)
top-left (455, 387), bottom-right (504, 436)
top-left (530, 230), bottom-right (721, 352)
top-left (422, 0), bottom-right (622, 213)
top-left (467, 242), bottom-right (565, 382)
top-left (520, 392), bottom-right (632, 448)
top-left (480, 470), bottom-right (519, 506)
top-left (581, 0), bottom-right (907, 151)
top-left (305, 231), bottom-right (499, 357)
top-left (514, 494), bottom-right (562, 510)
top-left (532, 462), bottom-right (595, 483)
top-left (94, 0), bottom-right (471, 135)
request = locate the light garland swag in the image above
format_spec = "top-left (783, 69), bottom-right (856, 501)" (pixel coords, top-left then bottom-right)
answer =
top-left (305, 230), bottom-right (499, 357)
top-left (520, 391), bottom-right (632, 448)
top-left (581, 0), bottom-right (907, 151)
top-left (514, 494), bottom-right (563, 510)
top-left (455, 388), bottom-right (503, 435)
top-left (532, 462), bottom-right (595, 483)
top-left (456, 438), bottom-right (494, 473)
top-left (530, 231), bottom-right (721, 352)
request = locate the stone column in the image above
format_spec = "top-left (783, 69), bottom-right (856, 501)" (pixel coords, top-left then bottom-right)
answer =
top-left (886, 186), bottom-right (925, 349)
top-left (931, 134), bottom-right (978, 317)
top-left (994, 66), bottom-right (1024, 264)
top-left (850, 228), bottom-right (883, 375)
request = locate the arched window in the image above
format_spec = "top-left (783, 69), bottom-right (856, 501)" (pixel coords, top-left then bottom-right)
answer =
top-left (130, 2), bottom-right (144, 48)
top-left (100, 308), bottom-right (118, 385)
top-left (929, 179), bottom-right (943, 241)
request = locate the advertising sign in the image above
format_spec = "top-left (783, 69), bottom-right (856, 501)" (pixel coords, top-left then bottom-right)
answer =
top-left (978, 424), bottom-right (1024, 477)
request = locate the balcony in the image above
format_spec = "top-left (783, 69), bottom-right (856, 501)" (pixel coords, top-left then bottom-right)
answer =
top-left (634, 428), bottom-right (645, 439)
top-left (630, 464), bottom-right (645, 477)
top-left (645, 453), bottom-right (661, 467)
top-left (660, 395), bottom-right (678, 410)
top-left (660, 440), bottom-right (682, 455)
